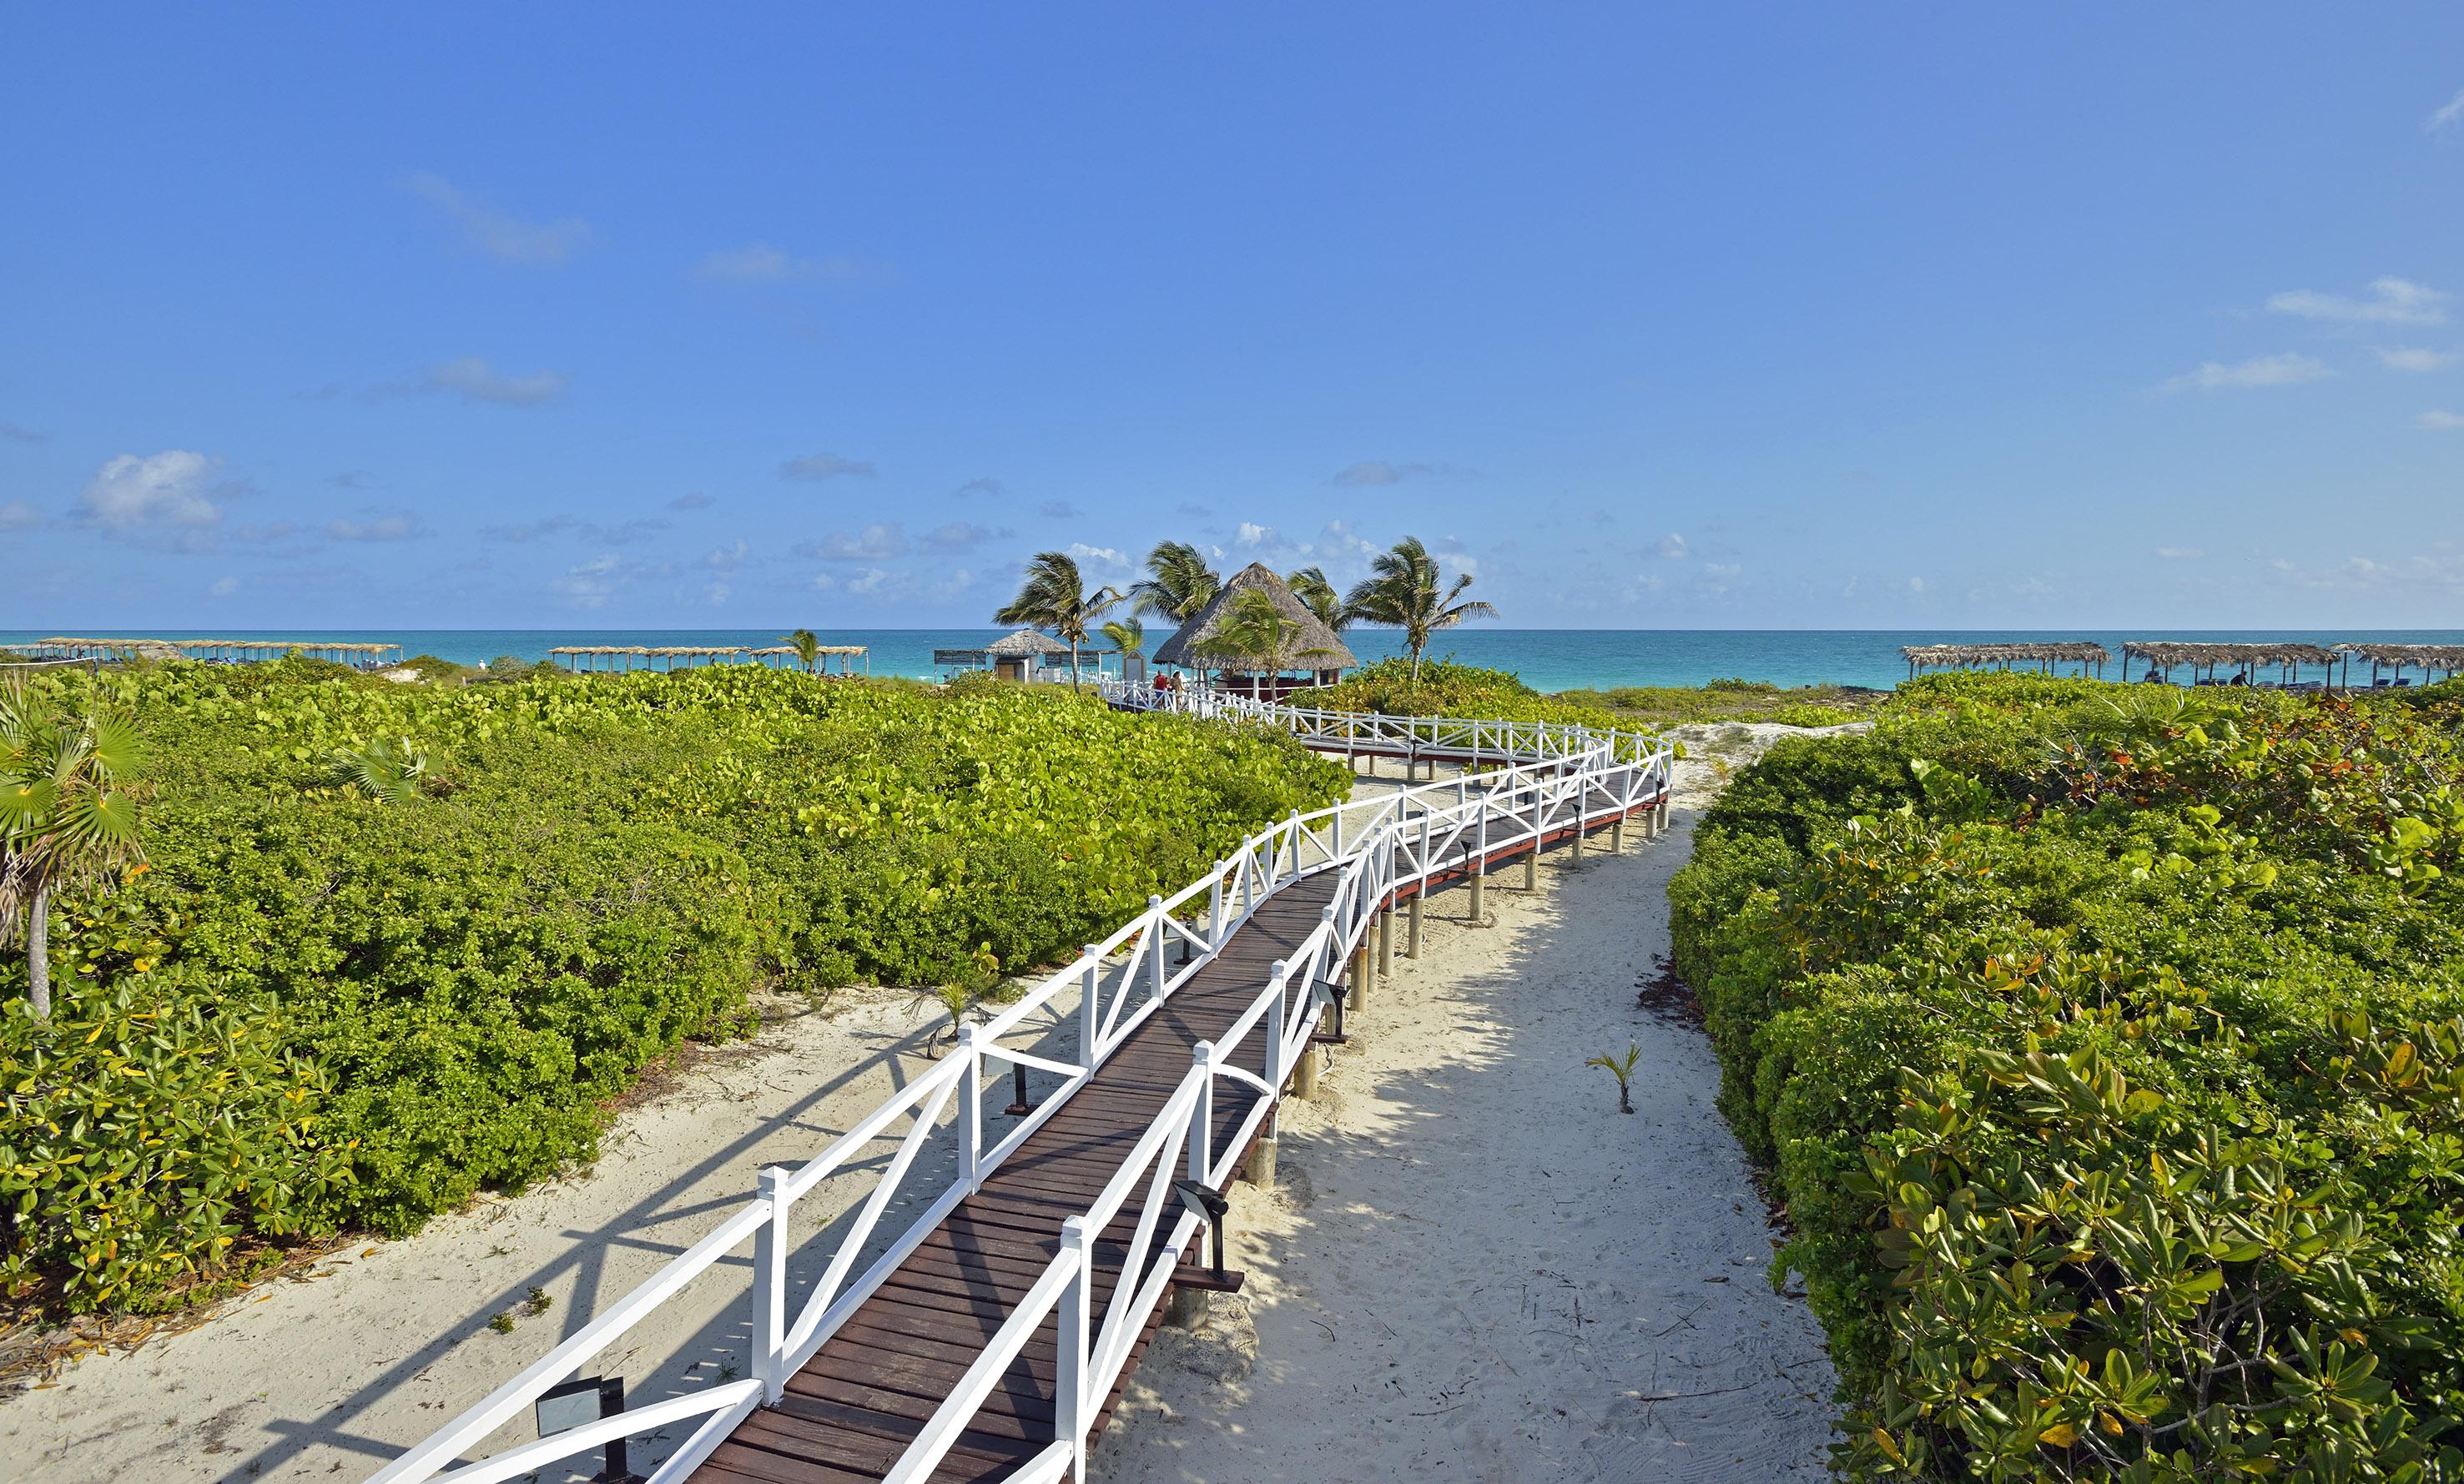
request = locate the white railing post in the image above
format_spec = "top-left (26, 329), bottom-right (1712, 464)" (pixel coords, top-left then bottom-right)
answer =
top-left (1286, 810), bottom-right (1303, 878)
top-left (1313, 904), bottom-right (1337, 988)
top-left (1188, 1042), bottom-right (1216, 1184)
top-left (956, 1025), bottom-right (984, 1191)
top-left (1264, 960), bottom-right (1287, 1091)
top-left (753, 1166), bottom-right (790, 1402)
top-left (1080, 945), bottom-right (1101, 1066)
top-left (1147, 895), bottom-right (1166, 999)
top-left (1057, 1216), bottom-right (1092, 1479)
top-left (1208, 863), bottom-right (1226, 944)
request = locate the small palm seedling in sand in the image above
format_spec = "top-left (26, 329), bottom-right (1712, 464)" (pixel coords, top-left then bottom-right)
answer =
top-left (913, 943), bottom-right (1002, 1056)
top-left (329, 734), bottom-right (430, 803)
top-left (1587, 1044), bottom-right (1643, 1114)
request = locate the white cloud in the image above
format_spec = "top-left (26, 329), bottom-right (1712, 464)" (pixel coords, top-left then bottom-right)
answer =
top-left (2418, 410), bottom-right (2464, 430)
top-left (781, 452), bottom-right (876, 481)
top-left (2431, 88), bottom-right (2464, 131)
top-left (1655, 533), bottom-right (1689, 559)
top-left (955, 477), bottom-right (1004, 497)
top-left (2269, 558), bottom-right (2296, 572)
top-left (78, 450), bottom-right (223, 531)
top-left (1066, 542), bottom-right (1131, 567)
top-left (0, 499), bottom-right (43, 531)
top-left (800, 524), bottom-right (908, 561)
top-left (2154, 547), bottom-right (2204, 560)
top-left (209, 576), bottom-right (239, 597)
top-left (2376, 347), bottom-right (2456, 372)
top-left (703, 539), bottom-right (748, 571)
top-left (2265, 277), bottom-right (2448, 326)
top-left (1907, 576), bottom-right (1926, 595)
top-left (704, 581), bottom-right (731, 606)
top-left (325, 510), bottom-right (421, 541)
top-left (695, 244), bottom-right (859, 284)
top-left (1702, 562), bottom-right (1741, 579)
top-left (421, 358), bottom-right (568, 407)
top-left (1235, 521), bottom-right (1284, 549)
top-left (2159, 353), bottom-right (2332, 393)
top-left (405, 173), bottom-right (592, 265)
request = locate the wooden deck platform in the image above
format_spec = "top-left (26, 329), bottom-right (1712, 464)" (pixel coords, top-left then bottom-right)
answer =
top-left (687, 776), bottom-right (1663, 1484)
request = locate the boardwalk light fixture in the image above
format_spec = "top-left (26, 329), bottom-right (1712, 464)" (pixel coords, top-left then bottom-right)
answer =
top-left (1309, 977), bottom-right (1349, 1044)
top-left (1171, 1180), bottom-right (1243, 1293)
top-left (534, 1376), bottom-right (630, 1482)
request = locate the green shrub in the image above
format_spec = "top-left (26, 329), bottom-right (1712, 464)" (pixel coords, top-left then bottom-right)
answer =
top-left (1669, 675), bottom-right (2464, 1479)
top-left (3, 663), bottom-right (1348, 1314)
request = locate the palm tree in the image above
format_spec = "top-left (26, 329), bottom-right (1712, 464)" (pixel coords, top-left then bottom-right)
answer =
top-left (1129, 541), bottom-right (1219, 623)
top-left (1285, 566), bottom-right (1350, 632)
top-left (783, 628), bottom-right (821, 673)
top-left (1194, 588), bottom-right (1336, 700)
top-left (1100, 616), bottom-right (1145, 672)
top-left (1343, 536), bottom-right (1498, 687)
top-left (995, 551), bottom-right (1124, 692)
top-left (1, 680), bottom-right (146, 1021)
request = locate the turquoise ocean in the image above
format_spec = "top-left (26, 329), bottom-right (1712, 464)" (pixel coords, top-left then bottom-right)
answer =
top-left (9, 629), bottom-right (2462, 693)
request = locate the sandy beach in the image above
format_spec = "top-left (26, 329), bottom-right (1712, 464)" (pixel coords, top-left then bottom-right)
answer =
top-left (1, 725), bottom-right (1839, 1483)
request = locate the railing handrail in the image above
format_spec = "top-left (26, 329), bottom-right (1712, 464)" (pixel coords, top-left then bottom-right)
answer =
top-left (373, 679), bottom-right (1674, 1484)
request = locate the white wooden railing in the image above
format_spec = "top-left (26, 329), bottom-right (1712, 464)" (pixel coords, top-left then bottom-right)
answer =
top-left (370, 685), bottom-right (1672, 1484)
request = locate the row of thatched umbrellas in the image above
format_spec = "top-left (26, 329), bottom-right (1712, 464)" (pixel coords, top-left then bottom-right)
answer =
top-left (28, 636), bottom-right (406, 667)
top-left (1902, 641), bottom-right (2464, 687)
top-left (547, 644), bottom-right (870, 674)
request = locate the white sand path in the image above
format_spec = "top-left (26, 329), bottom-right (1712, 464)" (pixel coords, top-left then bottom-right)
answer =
top-left (1100, 729), bottom-right (1840, 1482)
top-left (2, 724), bottom-right (1840, 1483)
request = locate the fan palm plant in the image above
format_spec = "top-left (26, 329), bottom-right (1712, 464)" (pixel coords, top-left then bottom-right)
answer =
top-left (783, 627), bottom-right (822, 673)
top-left (1285, 566), bottom-right (1352, 632)
top-left (1, 679), bottom-right (147, 1021)
top-left (1101, 616), bottom-right (1146, 664)
top-left (1130, 541), bottom-right (1219, 623)
top-left (995, 551), bottom-right (1123, 691)
top-left (1343, 536), bottom-right (1498, 687)
top-left (1195, 588), bottom-right (1336, 700)
top-left (328, 735), bottom-right (431, 804)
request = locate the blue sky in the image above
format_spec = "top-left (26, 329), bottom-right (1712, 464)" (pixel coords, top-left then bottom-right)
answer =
top-left (5, 5), bottom-right (2461, 631)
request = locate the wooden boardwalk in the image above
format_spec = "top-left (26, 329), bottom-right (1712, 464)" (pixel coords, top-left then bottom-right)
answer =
top-left (688, 776), bottom-right (1662, 1484)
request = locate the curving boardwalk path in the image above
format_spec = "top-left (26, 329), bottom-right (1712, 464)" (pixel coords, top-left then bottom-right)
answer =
top-left (374, 692), bottom-right (1672, 1484)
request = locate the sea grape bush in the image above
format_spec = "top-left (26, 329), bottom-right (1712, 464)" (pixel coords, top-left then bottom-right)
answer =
top-left (1290, 658), bottom-right (1665, 740)
top-left (1669, 674), bottom-right (2464, 1480)
top-left (2, 661), bottom-right (1346, 1313)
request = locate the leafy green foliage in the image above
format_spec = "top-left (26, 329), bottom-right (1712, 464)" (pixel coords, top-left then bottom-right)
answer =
top-left (1668, 675), bottom-right (2464, 1480)
top-left (2, 660), bottom-right (1345, 1315)
top-left (1292, 659), bottom-right (1651, 736)
top-left (1561, 678), bottom-right (1872, 727)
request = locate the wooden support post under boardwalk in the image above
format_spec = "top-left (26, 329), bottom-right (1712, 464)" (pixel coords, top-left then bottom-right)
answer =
top-left (1524, 848), bottom-right (1537, 889)
top-left (1469, 864), bottom-right (1484, 920)
top-left (1611, 817), bottom-right (1625, 851)
top-left (1245, 1133), bottom-right (1277, 1190)
top-left (1407, 894), bottom-right (1422, 958)
top-left (1378, 907), bottom-right (1393, 976)
top-left (1350, 943), bottom-right (1370, 1011)
top-left (1292, 1044), bottom-right (1319, 1099)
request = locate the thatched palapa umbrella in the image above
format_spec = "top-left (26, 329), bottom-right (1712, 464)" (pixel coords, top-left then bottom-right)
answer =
top-left (1153, 562), bottom-right (1358, 698)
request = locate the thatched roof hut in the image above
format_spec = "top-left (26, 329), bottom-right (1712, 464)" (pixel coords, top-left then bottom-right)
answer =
top-left (982, 629), bottom-right (1072, 658)
top-left (1902, 642), bottom-right (2112, 677)
top-left (1152, 562), bottom-right (1358, 673)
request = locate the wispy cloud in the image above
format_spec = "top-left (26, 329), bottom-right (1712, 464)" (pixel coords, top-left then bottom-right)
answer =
top-left (2377, 347), bottom-right (2457, 372)
top-left (2159, 353), bottom-right (2333, 393)
top-left (405, 173), bottom-right (592, 265)
top-left (954, 477), bottom-right (1004, 497)
top-left (703, 539), bottom-right (749, 571)
top-left (781, 452), bottom-right (877, 482)
top-left (1067, 542), bottom-right (1131, 568)
top-left (482, 512), bottom-right (669, 544)
top-left (2418, 410), bottom-right (2464, 430)
top-left (2430, 88), bottom-right (2464, 131)
top-left (1039, 501), bottom-right (1080, 520)
top-left (798, 523), bottom-right (908, 561)
top-left (209, 576), bottom-right (239, 597)
top-left (414, 358), bottom-right (569, 407)
top-left (2265, 277), bottom-right (2448, 326)
top-left (669, 490), bottom-right (716, 511)
top-left (1654, 533), bottom-right (1690, 559)
top-left (1176, 501), bottom-right (1212, 518)
top-left (920, 521), bottom-right (1001, 555)
top-left (0, 420), bottom-right (46, 444)
top-left (550, 552), bottom-right (674, 608)
top-left (325, 510), bottom-right (424, 541)
top-left (77, 450), bottom-right (223, 531)
top-left (695, 244), bottom-right (861, 284)
top-left (0, 499), bottom-right (44, 531)
top-left (2154, 546), bottom-right (2204, 560)
top-left (1333, 460), bottom-right (1461, 486)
